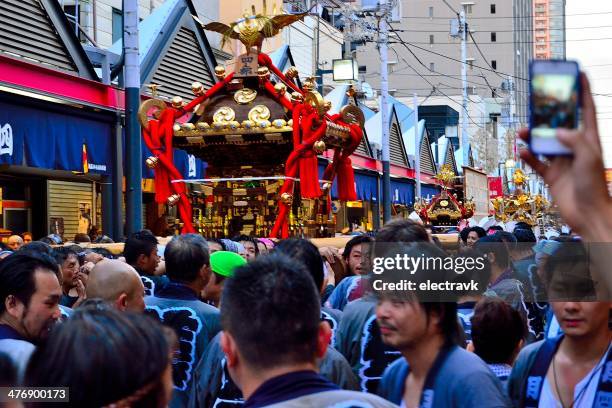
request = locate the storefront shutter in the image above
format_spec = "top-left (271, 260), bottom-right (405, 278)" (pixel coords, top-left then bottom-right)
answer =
top-left (47, 180), bottom-right (93, 241)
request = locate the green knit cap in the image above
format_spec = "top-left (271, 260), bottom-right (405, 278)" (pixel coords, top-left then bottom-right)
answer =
top-left (210, 251), bottom-right (246, 278)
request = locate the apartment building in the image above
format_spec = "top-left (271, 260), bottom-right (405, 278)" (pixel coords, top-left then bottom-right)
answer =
top-left (356, 0), bottom-right (532, 129)
top-left (533, 0), bottom-right (566, 60)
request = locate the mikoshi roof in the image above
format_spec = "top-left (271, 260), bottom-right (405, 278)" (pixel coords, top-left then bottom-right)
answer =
top-left (108, 0), bottom-right (217, 93)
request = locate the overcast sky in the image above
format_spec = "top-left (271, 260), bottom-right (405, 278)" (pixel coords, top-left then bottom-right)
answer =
top-left (566, 0), bottom-right (612, 167)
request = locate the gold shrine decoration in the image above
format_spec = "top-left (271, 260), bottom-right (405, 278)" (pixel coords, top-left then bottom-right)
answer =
top-left (340, 105), bottom-right (365, 127)
top-left (436, 164), bottom-right (456, 188)
top-left (137, 98), bottom-right (167, 129)
top-left (248, 105), bottom-right (271, 122)
top-left (195, 1), bottom-right (308, 53)
top-left (213, 107), bottom-right (236, 123)
top-left (513, 168), bottom-right (527, 186)
top-left (490, 168), bottom-right (549, 226)
top-left (234, 88), bottom-right (258, 104)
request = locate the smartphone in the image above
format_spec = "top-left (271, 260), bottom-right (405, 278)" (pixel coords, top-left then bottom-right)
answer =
top-left (529, 60), bottom-right (580, 155)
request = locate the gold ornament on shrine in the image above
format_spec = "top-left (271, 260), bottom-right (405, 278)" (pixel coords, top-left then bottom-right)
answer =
top-left (171, 96), bottom-right (184, 109)
top-left (291, 92), bottom-right (303, 104)
top-left (490, 168), bottom-right (549, 226)
top-left (280, 192), bottom-right (293, 205)
top-left (248, 105), bottom-right (271, 122)
top-left (274, 82), bottom-right (287, 97)
top-left (191, 82), bottom-right (205, 96)
top-left (195, 3), bottom-right (307, 53)
top-left (285, 66), bottom-right (299, 80)
top-left (213, 107), bottom-right (236, 123)
top-left (214, 65), bottom-right (226, 80)
top-left (257, 66), bottom-right (270, 82)
top-left (313, 140), bottom-right (326, 154)
top-left (145, 156), bottom-right (159, 169)
top-left (234, 88), bottom-right (258, 104)
top-left (436, 164), bottom-right (456, 189)
top-left (167, 194), bottom-right (181, 207)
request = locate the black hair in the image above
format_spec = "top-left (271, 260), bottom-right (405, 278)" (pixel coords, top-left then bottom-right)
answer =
top-left (459, 227), bottom-right (471, 244)
top-left (494, 231), bottom-right (518, 254)
top-left (0, 252), bottom-right (60, 315)
top-left (342, 235), bottom-right (373, 260)
top-left (26, 309), bottom-right (171, 408)
top-left (0, 352), bottom-right (16, 387)
top-left (544, 240), bottom-right (596, 301)
top-left (468, 226), bottom-right (487, 239)
top-left (90, 247), bottom-right (115, 260)
top-left (95, 235), bottom-right (115, 244)
top-left (375, 219), bottom-right (429, 244)
top-left (373, 242), bottom-right (460, 345)
top-left (514, 222), bottom-right (532, 231)
top-left (52, 247), bottom-right (78, 268)
top-left (471, 297), bottom-right (526, 364)
top-left (451, 248), bottom-right (491, 297)
top-left (206, 238), bottom-right (226, 251)
top-left (164, 234), bottom-right (209, 283)
top-left (513, 228), bottom-right (536, 243)
top-left (475, 234), bottom-right (510, 268)
top-left (487, 226), bottom-right (504, 233)
top-left (39, 237), bottom-right (57, 245)
top-left (73, 233), bottom-right (91, 243)
top-left (232, 235), bottom-right (259, 256)
top-left (65, 244), bottom-right (84, 254)
top-left (275, 238), bottom-right (325, 291)
top-left (124, 230), bottom-right (158, 266)
top-left (221, 253), bottom-right (321, 370)
top-left (19, 241), bottom-right (55, 256)
top-left (76, 298), bottom-right (113, 311)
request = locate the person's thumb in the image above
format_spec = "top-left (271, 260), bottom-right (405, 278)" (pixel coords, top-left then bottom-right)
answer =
top-left (556, 128), bottom-right (581, 151)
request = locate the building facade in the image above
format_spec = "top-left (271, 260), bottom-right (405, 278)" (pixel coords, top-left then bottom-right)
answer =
top-left (355, 0), bottom-right (532, 127)
top-left (533, 0), bottom-right (566, 60)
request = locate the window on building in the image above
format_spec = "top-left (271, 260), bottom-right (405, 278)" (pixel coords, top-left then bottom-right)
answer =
top-left (490, 4), bottom-right (496, 14)
top-left (429, 6), bottom-right (434, 18)
top-left (429, 35), bottom-right (434, 45)
top-left (491, 60), bottom-right (497, 70)
top-left (467, 58), bottom-right (474, 70)
top-left (63, 5), bottom-right (79, 36)
top-left (491, 32), bottom-right (496, 42)
top-left (429, 62), bottom-right (435, 72)
top-left (112, 8), bottom-right (123, 44)
top-left (463, 4), bottom-right (473, 14)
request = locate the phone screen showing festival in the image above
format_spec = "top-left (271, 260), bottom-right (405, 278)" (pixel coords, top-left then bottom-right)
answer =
top-left (531, 73), bottom-right (579, 139)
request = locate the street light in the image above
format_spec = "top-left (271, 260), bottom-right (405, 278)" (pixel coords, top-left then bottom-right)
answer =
top-left (332, 58), bottom-right (359, 82)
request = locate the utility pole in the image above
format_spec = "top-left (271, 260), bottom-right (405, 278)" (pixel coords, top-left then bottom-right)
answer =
top-left (460, 9), bottom-right (469, 168)
top-left (380, 0), bottom-right (391, 224)
top-left (124, 0), bottom-right (142, 235)
top-left (413, 93), bottom-right (421, 199)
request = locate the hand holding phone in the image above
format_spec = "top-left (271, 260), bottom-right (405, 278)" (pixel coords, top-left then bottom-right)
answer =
top-left (529, 60), bottom-right (581, 155)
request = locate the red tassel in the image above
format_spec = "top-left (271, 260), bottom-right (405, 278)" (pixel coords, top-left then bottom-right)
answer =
top-left (299, 152), bottom-right (321, 198)
top-left (336, 157), bottom-right (356, 201)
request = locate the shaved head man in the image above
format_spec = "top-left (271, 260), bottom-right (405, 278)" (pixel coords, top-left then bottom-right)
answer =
top-left (7, 236), bottom-right (23, 251)
top-left (86, 260), bottom-right (145, 312)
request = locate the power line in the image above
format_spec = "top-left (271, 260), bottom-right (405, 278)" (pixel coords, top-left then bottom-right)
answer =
top-left (388, 37), bottom-right (612, 45)
top-left (401, 11), bottom-right (612, 20)
top-left (392, 25), bottom-right (612, 33)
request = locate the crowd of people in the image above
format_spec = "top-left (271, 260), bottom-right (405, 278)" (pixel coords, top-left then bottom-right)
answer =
top-left (0, 75), bottom-right (610, 408)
